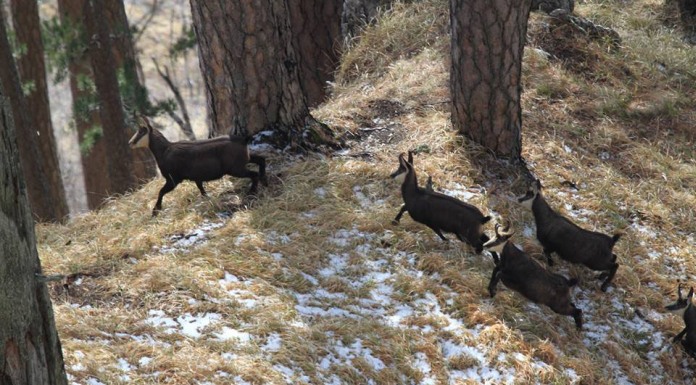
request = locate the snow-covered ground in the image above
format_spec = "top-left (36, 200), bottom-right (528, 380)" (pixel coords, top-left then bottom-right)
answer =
top-left (62, 179), bottom-right (694, 385)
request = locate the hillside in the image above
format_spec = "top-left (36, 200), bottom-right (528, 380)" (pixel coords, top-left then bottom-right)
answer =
top-left (36, 1), bottom-right (696, 384)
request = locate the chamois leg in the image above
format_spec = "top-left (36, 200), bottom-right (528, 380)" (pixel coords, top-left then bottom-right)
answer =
top-left (551, 302), bottom-right (583, 330)
top-left (488, 267), bottom-right (501, 297)
top-left (250, 155), bottom-right (267, 185)
top-left (572, 306), bottom-right (583, 330)
top-left (600, 262), bottom-right (619, 292)
top-left (673, 327), bottom-right (688, 343)
top-left (488, 251), bottom-right (500, 265)
top-left (153, 179), bottom-right (178, 217)
top-left (479, 233), bottom-right (499, 264)
top-left (426, 225), bottom-right (448, 241)
top-left (543, 249), bottom-right (555, 266)
top-left (392, 205), bottom-right (407, 225)
top-left (242, 170), bottom-right (260, 194)
top-left (195, 181), bottom-right (207, 196)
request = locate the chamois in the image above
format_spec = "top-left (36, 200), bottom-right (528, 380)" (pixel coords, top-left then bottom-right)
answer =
top-left (129, 117), bottom-right (266, 216)
top-left (485, 222), bottom-right (583, 330)
top-left (390, 152), bottom-right (492, 256)
top-left (518, 179), bottom-right (620, 291)
top-left (665, 284), bottom-right (696, 358)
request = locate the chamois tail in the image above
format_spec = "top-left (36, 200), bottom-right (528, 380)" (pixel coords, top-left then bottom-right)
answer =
top-left (481, 215), bottom-right (492, 224)
top-left (611, 233), bottom-right (622, 245)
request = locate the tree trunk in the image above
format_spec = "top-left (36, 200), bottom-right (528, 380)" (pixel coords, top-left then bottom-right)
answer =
top-left (83, 0), bottom-right (136, 194)
top-left (9, 0), bottom-right (70, 222)
top-left (190, 0), bottom-right (335, 149)
top-left (288, 0), bottom-right (343, 107)
top-left (57, 0), bottom-right (110, 209)
top-left (102, 0), bottom-right (157, 182)
top-left (0, 10), bottom-right (64, 222)
top-left (675, 0), bottom-right (696, 43)
top-left (0, 75), bottom-right (68, 385)
top-left (449, 0), bottom-right (531, 160)
top-left (342, 0), bottom-right (392, 37)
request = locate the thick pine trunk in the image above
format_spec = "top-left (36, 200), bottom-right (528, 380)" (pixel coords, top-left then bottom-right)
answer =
top-left (450, 0), bottom-right (530, 160)
top-left (288, 0), bottom-right (343, 107)
top-left (190, 0), bottom-right (309, 137)
top-left (102, 0), bottom-right (157, 182)
top-left (83, 0), bottom-right (136, 194)
top-left (9, 0), bottom-right (69, 222)
top-left (0, 77), bottom-right (67, 385)
top-left (57, 0), bottom-right (110, 209)
top-left (0, 11), bottom-right (63, 222)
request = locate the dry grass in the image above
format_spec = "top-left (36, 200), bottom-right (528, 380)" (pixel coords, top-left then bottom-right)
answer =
top-left (36, 0), bottom-right (696, 384)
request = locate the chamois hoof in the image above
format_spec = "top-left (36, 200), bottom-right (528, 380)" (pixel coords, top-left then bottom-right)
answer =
top-left (573, 309), bottom-right (583, 330)
top-left (488, 288), bottom-right (497, 298)
top-left (600, 282), bottom-right (611, 292)
top-left (391, 219), bottom-right (400, 226)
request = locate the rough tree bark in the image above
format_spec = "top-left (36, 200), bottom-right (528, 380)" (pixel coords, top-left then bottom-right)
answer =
top-left (288, 0), bottom-right (343, 107)
top-left (0, 9), bottom-right (65, 222)
top-left (673, 0), bottom-right (696, 43)
top-left (0, 74), bottom-right (68, 385)
top-left (83, 0), bottom-right (136, 194)
top-left (449, 0), bottom-right (531, 160)
top-left (342, 0), bottom-right (392, 37)
top-left (190, 0), bottom-right (336, 149)
top-left (102, 0), bottom-right (157, 182)
top-left (9, 0), bottom-right (69, 222)
top-left (57, 0), bottom-right (110, 209)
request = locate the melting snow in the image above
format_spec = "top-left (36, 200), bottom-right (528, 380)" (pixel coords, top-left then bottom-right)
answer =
top-left (159, 220), bottom-right (225, 253)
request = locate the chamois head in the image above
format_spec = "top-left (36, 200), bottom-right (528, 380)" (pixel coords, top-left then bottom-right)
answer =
top-left (518, 179), bottom-right (542, 210)
top-left (666, 284), bottom-right (694, 317)
top-left (128, 117), bottom-right (152, 148)
top-left (483, 221), bottom-right (514, 255)
top-left (390, 151), bottom-right (414, 183)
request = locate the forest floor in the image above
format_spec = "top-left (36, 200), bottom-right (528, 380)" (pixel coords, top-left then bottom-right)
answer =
top-left (37, 0), bottom-right (696, 384)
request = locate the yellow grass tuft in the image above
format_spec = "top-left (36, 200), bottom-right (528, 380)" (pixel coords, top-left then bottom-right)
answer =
top-left (35, 0), bottom-right (696, 383)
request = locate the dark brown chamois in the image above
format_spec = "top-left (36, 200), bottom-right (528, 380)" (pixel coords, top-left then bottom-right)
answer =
top-left (665, 284), bottom-right (696, 358)
top-left (485, 222), bottom-right (583, 330)
top-left (129, 118), bottom-right (266, 216)
top-left (390, 152), bottom-right (492, 256)
top-left (518, 179), bottom-right (621, 291)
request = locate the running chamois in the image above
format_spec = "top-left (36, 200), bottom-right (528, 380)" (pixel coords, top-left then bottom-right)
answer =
top-left (485, 222), bottom-right (583, 330)
top-left (129, 117), bottom-right (266, 216)
top-left (518, 179), bottom-right (621, 291)
top-left (390, 152), bottom-right (492, 256)
top-left (665, 283), bottom-right (696, 358)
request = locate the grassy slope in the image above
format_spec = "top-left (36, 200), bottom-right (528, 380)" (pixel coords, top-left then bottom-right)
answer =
top-left (37, 1), bottom-right (696, 384)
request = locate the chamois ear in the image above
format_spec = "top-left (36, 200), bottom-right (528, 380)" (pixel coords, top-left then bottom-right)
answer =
top-left (407, 150), bottom-right (414, 164)
top-left (689, 287), bottom-right (694, 300)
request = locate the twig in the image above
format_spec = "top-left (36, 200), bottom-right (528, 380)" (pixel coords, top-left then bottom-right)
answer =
top-left (133, 0), bottom-right (160, 45)
top-left (152, 57), bottom-right (196, 140)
